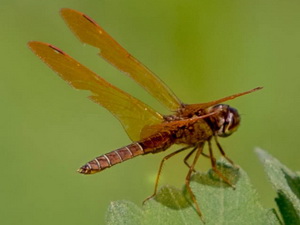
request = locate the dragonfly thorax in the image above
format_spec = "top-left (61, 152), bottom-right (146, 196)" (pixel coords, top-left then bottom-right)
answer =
top-left (206, 104), bottom-right (240, 137)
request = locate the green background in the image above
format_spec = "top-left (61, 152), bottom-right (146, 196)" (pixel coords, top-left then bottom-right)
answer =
top-left (2, 0), bottom-right (299, 224)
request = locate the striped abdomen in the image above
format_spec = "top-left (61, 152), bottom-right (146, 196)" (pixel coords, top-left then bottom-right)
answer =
top-left (78, 142), bottom-right (145, 174)
top-left (78, 131), bottom-right (173, 174)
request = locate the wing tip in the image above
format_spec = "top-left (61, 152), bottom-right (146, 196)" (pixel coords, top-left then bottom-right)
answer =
top-left (27, 41), bottom-right (66, 56)
top-left (27, 41), bottom-right (47, 52)
top-left (27, 40), bottom-right (41, 48)
top-left (48, 45), bottom-right (66, 55)
top-left (60, 7), bottom-right (98, 27)
top-left (250, 86), bottom-right (264, 94)
top-left (60, 8), bottom-right (74, 16)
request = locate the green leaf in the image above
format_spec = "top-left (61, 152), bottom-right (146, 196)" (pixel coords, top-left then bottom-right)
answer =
top-left (105, 161), bottom-right (280, 225)
top-left (255, 148), bottom-right (300, 225)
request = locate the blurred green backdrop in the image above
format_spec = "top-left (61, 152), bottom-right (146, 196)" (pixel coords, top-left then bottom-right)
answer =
top-left (1, 0), bottom-right (299, 224)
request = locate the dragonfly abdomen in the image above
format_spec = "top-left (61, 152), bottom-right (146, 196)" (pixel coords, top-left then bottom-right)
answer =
top-left (78, 142), bottom-right (145, 174)
top-left (78, 131), bottom-right (173, 174)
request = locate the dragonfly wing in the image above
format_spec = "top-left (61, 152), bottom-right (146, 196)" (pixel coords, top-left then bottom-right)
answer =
top-left (60, 8), bottom-right (182, 111)
top-left (140, 111), bottom-right (218, 139)
top-left (181, 87), bottom-right (263, 117)
top-left (28, 41), bottom-right (163, 141)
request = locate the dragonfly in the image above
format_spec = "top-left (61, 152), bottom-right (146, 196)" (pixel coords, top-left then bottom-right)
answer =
top-left (28, 8), bottom-right (262, 219)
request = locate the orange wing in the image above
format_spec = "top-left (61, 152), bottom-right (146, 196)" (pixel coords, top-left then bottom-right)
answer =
top-left (28, 41), bottom-right (163, 141)
top-left (140, 111), bottom-right (219, 139)
top-left (139, 87), bottom-right (263, 138)
top-left (60, 8), bottom-right (182, 111)
top-left (181, 87), bottom-right (263, 117)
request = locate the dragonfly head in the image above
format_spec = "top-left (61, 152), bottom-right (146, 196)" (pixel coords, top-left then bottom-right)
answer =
top-left (207, 104), bottom-right (240, 137)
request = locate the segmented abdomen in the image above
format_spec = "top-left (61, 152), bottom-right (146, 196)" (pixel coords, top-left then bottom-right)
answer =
top-left (78, 142), bottom-right (145, 174)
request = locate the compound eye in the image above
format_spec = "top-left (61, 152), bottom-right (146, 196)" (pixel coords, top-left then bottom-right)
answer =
top-left (225, 110), bottom-right (240, 135)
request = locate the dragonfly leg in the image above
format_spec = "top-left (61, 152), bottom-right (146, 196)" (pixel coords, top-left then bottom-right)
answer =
top-left (184, 146), bottom-right (212, 171)
top-left (201, 152), bottom-right (210, 158)
top-left (213, 136), bottom-right (238, 168)
top-left (143, 145), bottom-right (192, 204)
top-left (185, 143), bottom-right (205, 220)
top-left (208, 140), bottom-right (236, 189)
top-left (183, 147), bottom-right (197, 172)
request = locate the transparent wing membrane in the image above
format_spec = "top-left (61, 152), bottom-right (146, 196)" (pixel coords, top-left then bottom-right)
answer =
top-left (28, 42), bottom-right (162, 141)
top-left (60, 8), bottom-right (182, 111)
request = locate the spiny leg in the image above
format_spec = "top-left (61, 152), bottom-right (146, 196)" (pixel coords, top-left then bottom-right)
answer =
top-left (185, 143), bottom-right (205, 220)
top-left (183, 147), bottom-right (197, 172)
top-left (208, 140), bottom-right (235, 189)
top-left (184, 147), bottom-right (212, 171)
top-left (143, 145), bottom-right (192, 204)
top-left (201, 152), bottom-right (210, 158)
top-left (213, 135), bottom-right (237, 167)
